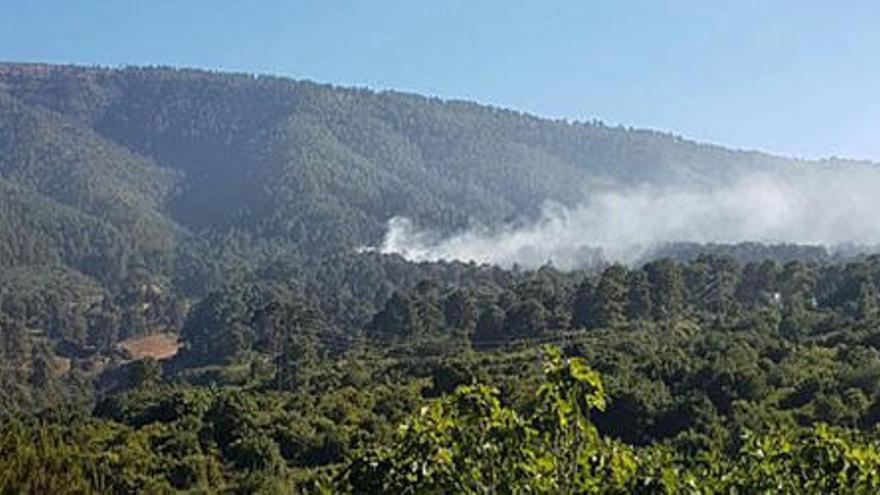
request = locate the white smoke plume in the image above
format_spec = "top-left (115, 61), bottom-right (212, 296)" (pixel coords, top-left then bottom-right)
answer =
top-left (377, 166), bottom-right (880, 269)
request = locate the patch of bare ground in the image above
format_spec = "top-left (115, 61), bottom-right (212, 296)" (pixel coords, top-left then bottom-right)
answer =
top-left (117, 332), bottom-right (181, 361)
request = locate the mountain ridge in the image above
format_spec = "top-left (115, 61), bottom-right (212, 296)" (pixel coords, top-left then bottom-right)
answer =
top-left (3, 61), bottom-right (875, 165)
top-left (1, 61), bottom-right (876, 292)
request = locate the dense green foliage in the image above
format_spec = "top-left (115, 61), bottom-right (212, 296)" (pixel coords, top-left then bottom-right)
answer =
top-left (3, 63), bottom-right (880, 492)
top-left (0, 63), bottom-right (870, 287)
top-left (345, 347), bottom-right (880, 494)
top-left (4, 253), bottom-right (880, 492)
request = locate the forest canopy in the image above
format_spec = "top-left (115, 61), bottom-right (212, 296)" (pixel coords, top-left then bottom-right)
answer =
top-left (2, 63), bottom-right (880, 493)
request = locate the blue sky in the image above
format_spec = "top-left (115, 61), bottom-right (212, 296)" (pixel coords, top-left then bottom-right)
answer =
top-left (2, 1), bottom-right (878, 160)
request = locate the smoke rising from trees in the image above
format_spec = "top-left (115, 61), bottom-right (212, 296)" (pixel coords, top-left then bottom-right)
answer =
top-left (378, 166), bottom-right (880, 268)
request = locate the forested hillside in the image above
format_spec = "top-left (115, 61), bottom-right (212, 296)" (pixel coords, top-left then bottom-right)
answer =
top-left (2, 63), bottom-right (872, 283)
top-left (3, 63), bottom-right (880, 492)
top-left (5, 253), bottom-right (880, 491)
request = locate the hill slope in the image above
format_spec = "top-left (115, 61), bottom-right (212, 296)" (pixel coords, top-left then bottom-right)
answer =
top-left (0, 62), bottom-right (874, 287)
